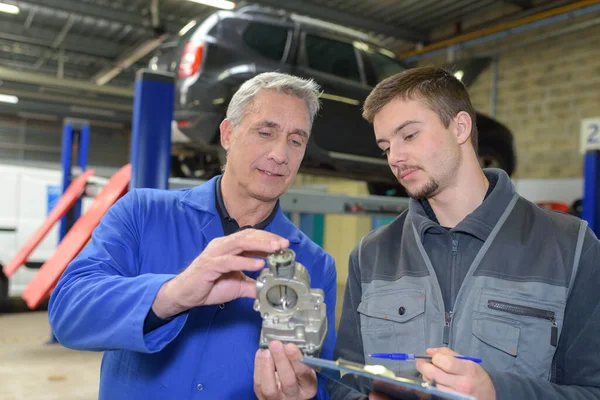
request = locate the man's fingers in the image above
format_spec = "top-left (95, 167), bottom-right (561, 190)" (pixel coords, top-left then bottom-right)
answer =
top-left (431, 347), bottom-right (460, 356)
top-left (426, 347), bottom-right (440, 356)
top-left (208, 230), bottom-right (289, 256)
top-left (431, 353), bottom-right (475, 375)
top-left (210, 255), bottom-right (265, 274)
top-left (241, 250), bottom-right (272, 258)
top-left (254, 348), bottom-right (263, 394)
top-left (269, 341), bottom-right (299, 397)
top-left (237, 274), bottom-right (259, 299)
top-left (257, 349), bottom-right (279, 399)
top-left (215, 238), bottom-right (285, 257)
top-left (416, 359), bottom-right (456, 388)
top-left (284, 343), bottom-right (317, 390)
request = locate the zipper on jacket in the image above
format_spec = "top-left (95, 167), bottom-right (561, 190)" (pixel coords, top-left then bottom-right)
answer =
top-left (451, 238), bottom-right (458, 255)
top-left (443, 311), bottom-right (453, 345)
top-left (488, 300), bottom-right (558, 346)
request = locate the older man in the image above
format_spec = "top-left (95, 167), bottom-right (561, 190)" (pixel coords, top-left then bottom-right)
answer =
top-left (49, 72), bottom-right (337, 400)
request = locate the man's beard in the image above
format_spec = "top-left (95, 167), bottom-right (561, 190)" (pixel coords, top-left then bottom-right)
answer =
top-left (404, 177), bottom-right (439, 200)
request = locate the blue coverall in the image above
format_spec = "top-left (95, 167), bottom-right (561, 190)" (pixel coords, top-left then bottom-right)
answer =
top-left (48, 176), bottom-right (337, 399)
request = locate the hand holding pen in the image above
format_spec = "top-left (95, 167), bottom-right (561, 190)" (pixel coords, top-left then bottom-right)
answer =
top-left (415, 347), bottom-right (495, 399)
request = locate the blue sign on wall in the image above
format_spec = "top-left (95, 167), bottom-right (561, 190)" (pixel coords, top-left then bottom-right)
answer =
top-left (47, 185), bottom-right (61, 215)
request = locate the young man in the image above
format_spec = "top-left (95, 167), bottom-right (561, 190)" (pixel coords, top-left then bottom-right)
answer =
top-left (48, 72), bottom-right (337, 400)
top-left (328, 66), bottom-right (600, 400)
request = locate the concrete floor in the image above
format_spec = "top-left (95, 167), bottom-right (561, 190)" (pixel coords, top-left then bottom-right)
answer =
top-left (0, 307), bottom-right (102, 400)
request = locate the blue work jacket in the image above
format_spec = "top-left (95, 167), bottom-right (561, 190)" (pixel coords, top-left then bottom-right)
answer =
top-left (48, 176), bottom-right (337, 399)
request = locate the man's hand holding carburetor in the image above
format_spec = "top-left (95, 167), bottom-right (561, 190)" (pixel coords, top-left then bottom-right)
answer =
top-left (253, 247), bottom-right (328, 399)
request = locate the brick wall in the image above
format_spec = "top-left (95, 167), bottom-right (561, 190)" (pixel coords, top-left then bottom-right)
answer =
top-left (412, 9), bottom-right (600, 179)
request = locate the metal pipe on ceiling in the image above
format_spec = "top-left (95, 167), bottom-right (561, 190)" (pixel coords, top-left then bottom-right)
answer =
top-left (401, 0), bottom-right (600, 62)
top-left (0, 66), bottom-right (134, 97)
top-left (476, 15), bottom-right (600, 56)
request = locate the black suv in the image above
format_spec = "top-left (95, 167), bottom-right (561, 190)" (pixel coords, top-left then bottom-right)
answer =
top-left (149, 5), bottom-right (516, 196)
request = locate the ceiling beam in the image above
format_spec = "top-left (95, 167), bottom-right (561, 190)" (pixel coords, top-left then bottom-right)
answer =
top-left (501, 0), bottom-right (533, 8)
top-left (0, 40), bottom-right (111, 67)
top-left (0, 56), bottom-right (138, 87)
top-left (0, 99), bottom-right (132, 124)
top-left (0, 47), bottom-right (146, 85)
top-left (251, 0), bottom-right (428, 42)
top-left (0, 19), bottom-right (123, 58)
top-left (33, 14), bottom-right (76, 70)
top-left (24, 8), bottom-right (36, 29)
top-left (16, 0), bottom-right (190, 35)
top-left (0, 86), bottom-right (132, 112)
top-left (92, 35), bottom-right (167, 85)
top-left (0, 65), bottom-right (133, 97)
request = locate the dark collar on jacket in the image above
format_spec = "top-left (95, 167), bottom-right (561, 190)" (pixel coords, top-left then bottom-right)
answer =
top-left (180, 175), bottom-right (301, 243)
top-left (407, 168), bottom-right (516, 242)
top-left (215, 175), bottom-right (278, 235)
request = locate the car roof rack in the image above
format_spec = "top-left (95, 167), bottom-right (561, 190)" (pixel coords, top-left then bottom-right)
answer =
top-left (288, 13), bottom-right (375, 43)
top-left (235, 4), bottom-right (380, 45)
top-left (236, 4), bottom-right (290, 19)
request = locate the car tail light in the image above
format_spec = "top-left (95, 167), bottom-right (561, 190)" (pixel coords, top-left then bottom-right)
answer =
top-left (178, 42), bottom-right (204, 80)
top-left (177, 120), bottom-right (190, 128)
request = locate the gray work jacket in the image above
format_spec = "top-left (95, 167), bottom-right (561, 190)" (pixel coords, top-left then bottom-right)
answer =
top-left (329, 169), bottom-right (600, 400)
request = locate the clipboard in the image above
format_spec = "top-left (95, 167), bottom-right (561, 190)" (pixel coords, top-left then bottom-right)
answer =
top-left (299, 357), bottom-right (475, 400)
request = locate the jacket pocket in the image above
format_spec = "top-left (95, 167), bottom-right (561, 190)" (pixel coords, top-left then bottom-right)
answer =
top-left (357, 288), bottom-right (426, 375)
top-left (472, 313), bottom-right (520, 372)
top-left (487, 300), bottom-right (558, 347)
top-left (477, 289), bottom-right (564, 379)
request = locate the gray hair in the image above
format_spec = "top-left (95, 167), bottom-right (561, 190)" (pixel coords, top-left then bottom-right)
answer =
top-left (226, 72), bottom-right (321, 128)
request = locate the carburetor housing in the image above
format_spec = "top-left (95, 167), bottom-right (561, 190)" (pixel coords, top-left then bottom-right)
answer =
top-left (253, 248), bottom-right (327, 356)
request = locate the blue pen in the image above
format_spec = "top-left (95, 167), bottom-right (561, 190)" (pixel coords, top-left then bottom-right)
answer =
top-left (369, 353), bottom-right (482, 363)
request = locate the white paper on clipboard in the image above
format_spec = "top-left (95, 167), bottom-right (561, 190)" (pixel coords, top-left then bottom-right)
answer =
top-left (299, 357), bottom-right (475, 400)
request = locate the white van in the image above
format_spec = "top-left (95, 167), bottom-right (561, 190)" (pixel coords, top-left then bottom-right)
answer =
top-left (0, 162), bottom-right (97, 301)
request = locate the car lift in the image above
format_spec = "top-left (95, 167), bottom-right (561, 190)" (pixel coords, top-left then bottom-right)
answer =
top-left (583, 151), bottom-right (600, 234)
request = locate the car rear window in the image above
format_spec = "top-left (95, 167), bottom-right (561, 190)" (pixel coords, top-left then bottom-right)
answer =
top-left (365, 51), bottom-right (407, 82)
top-left (243, 22), bottom-right (289, 61)
top-left (304, 34), bottom-right (361, 82)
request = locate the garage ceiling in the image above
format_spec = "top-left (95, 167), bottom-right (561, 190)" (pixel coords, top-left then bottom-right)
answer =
top-left (0, 0), bottom-right (583, 124)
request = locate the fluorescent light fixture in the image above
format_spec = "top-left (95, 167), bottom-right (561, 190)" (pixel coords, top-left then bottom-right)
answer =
top-left (179, 20), bottom-right (197, 36)
top-left (0, 3), bottom-right (19, 14)
top-left (186, 0), bottom-right (235, 10)
top-left (70, 106), bottom-right (115, 117)
top-left (89, 120), bottom-right (125, 129)
top-left (454, 70), bottom-right (464, 81)
top-left (319, 92), bottom-right (360, 106)
top-left (217, 64), bottom-right (254, 81)
top-left (17, 112), bottom-right (58, 122)
top-left (378, 48), bottom-right (396, 58)
top-left (353, 41), bottom-right (369, 52)
top-left (0, 93), bottom-right (18, 104)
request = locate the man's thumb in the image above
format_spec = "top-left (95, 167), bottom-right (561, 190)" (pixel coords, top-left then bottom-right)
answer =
top-left (238, 275), bottom-right (258, 299)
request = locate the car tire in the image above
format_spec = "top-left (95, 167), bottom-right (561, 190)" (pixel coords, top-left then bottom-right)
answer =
top-left (478, 144), bottom-right (515, 176)
top-left (170, 153), bottom-right (222, 179)
top-left (367, 182), bottom-right (407, 197)
top-left (570, 198), bottom-right (583, 218)
top-left (475, 115), bottom-right (516, 177)
top-left (0, 267), bottom-right (8, 304)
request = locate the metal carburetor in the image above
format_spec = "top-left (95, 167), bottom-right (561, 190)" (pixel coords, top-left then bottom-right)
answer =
top-left (253, 248), bottom-right (327, 357)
